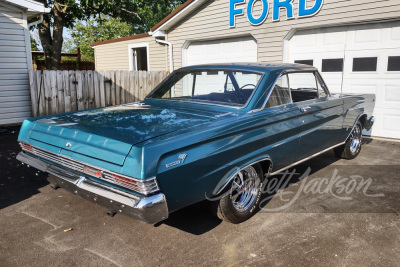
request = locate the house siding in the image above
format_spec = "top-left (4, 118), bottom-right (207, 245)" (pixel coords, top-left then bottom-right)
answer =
top-left (94, 36), bottom-right (167, 71)
top-left (165, 0), bottom-right (400, 69)
top-left (0, 2), bottom-right (32, 125)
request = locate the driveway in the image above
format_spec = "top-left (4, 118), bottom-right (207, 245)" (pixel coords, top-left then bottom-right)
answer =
top-left (1, 131), bottom-right (399, 266)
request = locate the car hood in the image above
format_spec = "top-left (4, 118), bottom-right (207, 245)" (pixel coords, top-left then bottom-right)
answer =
top-left (28, 104), bottom-right (216, 165)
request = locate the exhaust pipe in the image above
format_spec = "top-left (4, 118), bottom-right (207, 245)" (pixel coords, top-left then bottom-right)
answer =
top-left (107, 210), bottom-right (116, 217)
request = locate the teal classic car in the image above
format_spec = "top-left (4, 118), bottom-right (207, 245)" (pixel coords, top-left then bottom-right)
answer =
top-left (17, 63), bottom-right (375, 224)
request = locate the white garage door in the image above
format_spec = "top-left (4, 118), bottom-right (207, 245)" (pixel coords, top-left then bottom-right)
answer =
top-left (186, 36), bottom-right (257, 66)
top-left (183, 36), bottom-right (257, 96)
top-left (287, 21), bottom-right (400, 139)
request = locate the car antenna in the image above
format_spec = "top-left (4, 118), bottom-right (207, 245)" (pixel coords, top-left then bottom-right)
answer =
top-left (340, 44), bottom-right (346, 97)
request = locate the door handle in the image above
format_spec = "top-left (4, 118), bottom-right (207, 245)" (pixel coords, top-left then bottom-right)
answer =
top-left (300, 106), bottom-right (311, 113)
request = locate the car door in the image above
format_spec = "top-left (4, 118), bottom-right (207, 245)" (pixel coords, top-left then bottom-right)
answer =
top-left (259, 73), bottom-right (303, 170)
top-left (288, 71), bottom-right (344, 161)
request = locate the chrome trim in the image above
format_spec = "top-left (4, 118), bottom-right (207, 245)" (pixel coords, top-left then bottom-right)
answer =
top-left (250, 70), bottom-right (330, 114)
top-left (47, 168), bottom-right (168, 224)
top-left (269, 142), bottom-right (345, 176)
top-left (249, 71), bottom-right (286, 113)
top-left (19, 143), bottom-right (159, 195)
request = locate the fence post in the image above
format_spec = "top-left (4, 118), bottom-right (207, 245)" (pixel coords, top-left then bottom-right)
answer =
top-left (28, 70), bottom-right (38, 117)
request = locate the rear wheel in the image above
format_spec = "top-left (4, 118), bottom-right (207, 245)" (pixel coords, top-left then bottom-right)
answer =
top-left (212, 163), bottom-right (264, 224)
top-left (334, 121), bottom-right (362, 159)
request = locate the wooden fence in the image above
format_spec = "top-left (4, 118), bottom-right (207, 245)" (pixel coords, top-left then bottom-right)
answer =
top-left (29, 70), bottom-right (169, 117)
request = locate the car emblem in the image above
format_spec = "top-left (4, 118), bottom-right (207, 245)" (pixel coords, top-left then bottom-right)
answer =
top-left (166, 153), bottom-right (188, 168)
top-left (178, 153), bottom-right (187, 163)
top-left (66, 142), bottom-right (72, 148)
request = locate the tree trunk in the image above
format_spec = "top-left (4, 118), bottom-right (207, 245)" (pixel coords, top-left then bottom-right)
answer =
top-left (38, 1), bottom-right (67, 70)
top-left (38, 18), bottom-right (52, 70)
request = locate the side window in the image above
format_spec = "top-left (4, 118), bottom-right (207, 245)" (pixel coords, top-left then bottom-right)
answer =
top-left (266, 74), bottom-right (291, 108)
top-left (288, 72), bottom-right (318, 103)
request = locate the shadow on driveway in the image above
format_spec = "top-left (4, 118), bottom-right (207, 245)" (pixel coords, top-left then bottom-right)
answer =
top-left (0, 131), bottom-right (48, 210)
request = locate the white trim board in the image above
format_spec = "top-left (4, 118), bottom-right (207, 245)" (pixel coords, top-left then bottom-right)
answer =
top-left (127, 43), bottom-right (150, 71)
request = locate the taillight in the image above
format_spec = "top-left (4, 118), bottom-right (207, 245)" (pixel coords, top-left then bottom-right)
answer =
top-left (83, 166), bottom-right (103, 178)
top-left (20, 143), bottom-right (33, 152)
top-left (113, 174), bottom-right (138, 188)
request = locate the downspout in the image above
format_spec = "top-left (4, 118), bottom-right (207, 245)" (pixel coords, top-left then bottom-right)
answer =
top-left (155, 39), bottom-right (173, 73)
top-left (28, 14), bottom-right (43, 28)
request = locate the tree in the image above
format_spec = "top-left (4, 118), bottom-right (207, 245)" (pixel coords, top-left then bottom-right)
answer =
top-left (31, 36), bottom-right (39, 51)
top-left (33, 0), bottom-right (184, 70)
top-left (68, 17), bottom-right (136, 61)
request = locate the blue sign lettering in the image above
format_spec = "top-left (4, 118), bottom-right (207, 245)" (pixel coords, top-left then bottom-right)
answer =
top-left (229, 0), bottom-right (246, 27)
top-left (273, 0), bottom-right (294, 21)
top-left (229, 0), bottom-right (324, 27)
top-left (298, 0), bottom-right (324, 17)
top-left (247, 0), bottom-right (269, 25)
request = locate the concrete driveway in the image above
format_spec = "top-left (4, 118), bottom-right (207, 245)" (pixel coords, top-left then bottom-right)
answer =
top-left (1, 131), bottom-right (399, 266)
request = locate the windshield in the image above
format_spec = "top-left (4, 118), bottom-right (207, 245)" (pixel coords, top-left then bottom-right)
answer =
top-left (146, 70), bottom-right (262, 107)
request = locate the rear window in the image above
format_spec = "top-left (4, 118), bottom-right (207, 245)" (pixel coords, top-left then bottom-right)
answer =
top-left (147, 70), bottom-right (262, 107)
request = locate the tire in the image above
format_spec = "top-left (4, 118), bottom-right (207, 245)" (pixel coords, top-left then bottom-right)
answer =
top-left (211, 163), bottom-right (264, 224)
top-left (334, 121), bottom-right (362, 159)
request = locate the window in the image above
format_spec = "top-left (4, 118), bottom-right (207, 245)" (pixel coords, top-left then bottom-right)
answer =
top-left (147, 70), bottom-right (262, 107)
top-left (129, 44), bottom-right (149, 71)
top-left (266, 74), bottom-right (291, 108)
top-left (352, 57), bottom-right (377, 72)
top-left (294, 60), bottom-right (313, 66)
top-left (387, 56), bottom-right (400, 71)
top-left (322, 58), bottom-right (343, 72)
top-left (288, 72), bottom-right (318, 103)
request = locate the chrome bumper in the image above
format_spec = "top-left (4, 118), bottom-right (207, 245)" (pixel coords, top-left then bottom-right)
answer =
top-left (17, 152), bottom-right (168, 224)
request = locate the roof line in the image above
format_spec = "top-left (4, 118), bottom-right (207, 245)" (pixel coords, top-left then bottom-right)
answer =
top-left (90, 33), bottom-right (150, 47)
top-left (150, 0), bottom-right (197, 32)
top-left (89, 0), bottom-right (200, 47)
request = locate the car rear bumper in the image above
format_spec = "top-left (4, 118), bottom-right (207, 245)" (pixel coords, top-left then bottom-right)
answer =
top-left (17, 152), bottom-right (169, 224)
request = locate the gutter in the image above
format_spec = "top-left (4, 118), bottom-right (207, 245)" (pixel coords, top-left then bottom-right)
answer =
top-left (28, 14), bottom-right (43, 27)
top-left (155, 39), bottom-right (173, 73)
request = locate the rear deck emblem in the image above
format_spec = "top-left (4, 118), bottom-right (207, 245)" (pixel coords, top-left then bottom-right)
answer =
top-left (166, 153), bottom-right (188, 168)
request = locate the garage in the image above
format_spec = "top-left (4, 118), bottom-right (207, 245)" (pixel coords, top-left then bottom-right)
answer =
top-left (287, 21), bottom-right (400, 139)
top-left (93, 0), bottom-right (400, 140)
top-left (185, 36), bottom-right (257, 66)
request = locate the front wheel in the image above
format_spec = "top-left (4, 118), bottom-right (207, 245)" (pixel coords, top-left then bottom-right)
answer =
top-left (334, 121), bottom-right (362, 159)
top-left (211, 163), bottom-right (264, 224)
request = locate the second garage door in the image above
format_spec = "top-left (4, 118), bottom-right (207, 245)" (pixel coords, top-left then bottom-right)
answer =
top-left (287, 21), bottom-right (400, 139)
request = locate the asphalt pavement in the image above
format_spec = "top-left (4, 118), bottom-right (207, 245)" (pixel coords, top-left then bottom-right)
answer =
top-left (1, 131), bottom-right (399, 267)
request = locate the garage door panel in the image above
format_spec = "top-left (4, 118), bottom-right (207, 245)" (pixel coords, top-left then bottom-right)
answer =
top-left (288, 21), bottom-right (400, 139)
top-left (186, 36), bottom-right (257, 66)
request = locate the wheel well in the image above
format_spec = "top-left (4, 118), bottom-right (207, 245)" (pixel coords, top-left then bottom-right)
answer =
top-left (258, 159), bottom-right (273, 179)
top-left (359, 114), bottom-right (368, 128)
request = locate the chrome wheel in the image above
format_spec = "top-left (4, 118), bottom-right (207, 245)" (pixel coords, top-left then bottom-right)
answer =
top-left (230, 166), bottom-right (260, 212)
top-left (350, 124), bottom-right (362, 154)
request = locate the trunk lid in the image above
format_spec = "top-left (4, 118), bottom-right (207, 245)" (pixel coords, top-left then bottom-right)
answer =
top-left (29, 104), bottom-right (215, 165)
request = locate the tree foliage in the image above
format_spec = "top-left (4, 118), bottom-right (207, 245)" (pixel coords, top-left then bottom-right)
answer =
top-left (30, 36), bottom-right (39, 51)
top-left (68, 17), bottom-right (136, 61)
top-left (34, 0), bottom-right (184, 70)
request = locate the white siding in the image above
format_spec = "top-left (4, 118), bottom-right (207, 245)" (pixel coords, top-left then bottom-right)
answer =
top-left (94, 36), bottom-right (167, 71)
top-left (0, 3), bottom-right (31, 125)
top-left (166, 0), bottom-right (400, 69)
